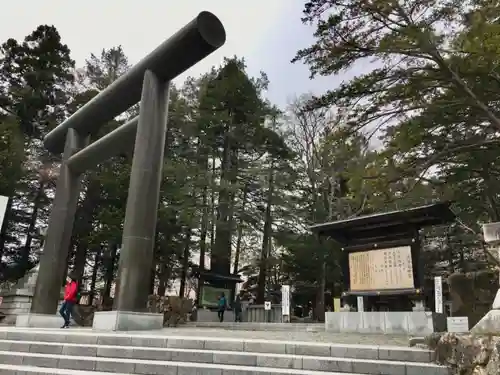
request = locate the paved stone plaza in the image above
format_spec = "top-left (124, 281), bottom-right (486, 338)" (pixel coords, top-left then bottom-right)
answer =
top-left (163, 326), bottom-right (411, 346)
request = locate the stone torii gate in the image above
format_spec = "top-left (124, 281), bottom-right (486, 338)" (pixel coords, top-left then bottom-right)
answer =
top-left (16, 11), bottom-right (226, 331)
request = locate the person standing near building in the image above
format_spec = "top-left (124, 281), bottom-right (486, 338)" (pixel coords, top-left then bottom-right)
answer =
top-left (60, 273), bottom-right (78, 328)
top-left (233, 292), bottom-right (242, 322)
top-left (217, 292), bottom-right (227, 323)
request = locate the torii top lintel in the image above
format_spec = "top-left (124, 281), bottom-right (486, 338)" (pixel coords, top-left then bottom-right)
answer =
top-left (43, 11), bottom-right (226, 154)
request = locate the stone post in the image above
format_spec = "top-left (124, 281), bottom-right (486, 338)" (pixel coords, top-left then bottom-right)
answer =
top-left (30, 128), bottom-right (87, 315)
top-left (114, 70), bottom-right (170, 312)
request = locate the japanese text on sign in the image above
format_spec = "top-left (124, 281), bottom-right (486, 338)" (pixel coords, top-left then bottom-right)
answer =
top-left (348, 246), bottom-right (415, 291)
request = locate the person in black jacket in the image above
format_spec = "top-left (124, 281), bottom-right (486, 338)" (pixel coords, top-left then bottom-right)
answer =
top-left (233, 293), bottom-right (242, 322)
top-left (217, 293), bottom-right (227, 322)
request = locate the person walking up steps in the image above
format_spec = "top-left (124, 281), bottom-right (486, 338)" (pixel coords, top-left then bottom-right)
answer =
top-left (60, 273), bottom-right (78, 328)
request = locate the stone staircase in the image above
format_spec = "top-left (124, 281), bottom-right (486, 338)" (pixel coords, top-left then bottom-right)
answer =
top-left (0, 327), bottom-right (449, 374)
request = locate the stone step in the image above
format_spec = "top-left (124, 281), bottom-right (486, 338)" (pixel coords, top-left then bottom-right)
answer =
top-left (0, 352), bottom-right (373, 375)
top-left (0, 328), bottom-right (433, 362)
top-left (0, 364), bottom-right (132, 375)
top-left (0, 340), bottom-right (449, 374)
top-left (185, 322), bottom-right (326, 332)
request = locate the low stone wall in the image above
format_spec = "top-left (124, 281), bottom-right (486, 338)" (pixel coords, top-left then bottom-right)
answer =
top-left (0, 266), bottom-right (65, 324)
top-left (325, 311), bottom-right (446, 335)
top-left (246, 304), bottom-right (282, 323)
top-left (146, 295), bottom-right (192, 326)
top-left (73, 295), bottom-right (193, 327)
top-left (424, 332), bottom-right (499, 375)
top-left (0, 292), bottom-right (64, 325)
top-left (195, 304), bottom-right (283, 323)
top-left (0, 294), bottom-right (32, 316)
top-left (196, 309), bottom-right (235, 322)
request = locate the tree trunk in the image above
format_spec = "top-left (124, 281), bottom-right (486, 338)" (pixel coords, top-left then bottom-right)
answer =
top-left (199, 169), bottom-right (209, 273)
top-left (446, 232), bottom-right (453, 274)
top-left (71, 177), bottom-right (101, 283)
top-left (103, 243), bottom-right (117, 301)
top-left (157, 261), bottom-right (170, 297)
top-left (149, 265), bottom-right (155, 295)
top-left (89, 250), bottom-right (100, 305)
top-left (233, 185), bottom-right (249, 274)
top-left (157, 227), bottom-right (175, 297)
top-left (313, 178), bottom-right (337, 322)
top-left (459, 246), bottom-right (466, 272)
top-left (209, 154), bottom-right (217, 254)
top-left (257, 166), bottom-right (274, 304)
top-left (196, 154), bottom-right (210, 301)
top-left (212, 131), bottom-right (236, 276)
top-left (148, 234), bottom-right (158, 296)
top-left (61, 238), bottom-right (76, 287)
top-left (316, 259), bottom-right (326, 322)
top-left (0, 197), bottom-right (13, 266)
top-left (179, 227), bottom-right (192, 298)
top-left (20, 181), bottom-right (45, 274)
top-left (194, 139), bottom-right (209, 270)
top-left (72, 243), bottom-right (87, 284)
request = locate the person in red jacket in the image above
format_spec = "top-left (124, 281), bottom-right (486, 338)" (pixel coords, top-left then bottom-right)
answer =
top-left (60, 274), bottom-right (78, 328)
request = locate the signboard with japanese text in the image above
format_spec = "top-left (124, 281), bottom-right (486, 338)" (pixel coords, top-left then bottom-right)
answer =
top-left (348, 246), bottom-right (415, 291)
top-left (447, 316), bottom-right (468, 332)
top-left (435, 276), bottom-right (443, 313)
top-left (281, 285), bottom-right (290, 316)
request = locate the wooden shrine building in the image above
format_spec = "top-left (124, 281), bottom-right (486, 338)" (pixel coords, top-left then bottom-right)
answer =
top-left (310, 202), bottom-right (455, 311)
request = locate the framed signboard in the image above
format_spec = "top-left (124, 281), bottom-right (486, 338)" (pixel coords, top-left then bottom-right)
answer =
top-left (348, 246), bottom-right (415, 291)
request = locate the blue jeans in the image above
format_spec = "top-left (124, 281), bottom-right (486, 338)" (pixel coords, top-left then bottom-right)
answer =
top-left (59, 301), bottom-right (74, 326)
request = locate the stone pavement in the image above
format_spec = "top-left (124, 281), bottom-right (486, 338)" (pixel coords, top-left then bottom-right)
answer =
top-left (161, 326), bottom-right (411, 346)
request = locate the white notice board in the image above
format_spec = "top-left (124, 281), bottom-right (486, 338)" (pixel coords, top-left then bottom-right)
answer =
top-left (447, 316), bottom-right (469, 333)
top-left (0, 195), bottom-right (8, 230)
top-left (281, 285), bottom-right (290, 316)
top-left (434, 276), bottom-right (443, 313)
top-left (357, 296), bottom-right (364, 312)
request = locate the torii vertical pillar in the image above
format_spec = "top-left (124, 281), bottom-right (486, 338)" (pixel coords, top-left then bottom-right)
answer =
top-left (93, 71), bottom-right (170, 330)
top-left (28, 128), bottom-right (87, 318)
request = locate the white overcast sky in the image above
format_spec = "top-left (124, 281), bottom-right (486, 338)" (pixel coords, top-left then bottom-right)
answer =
top-left (0, 0), bottom-right (345, 108)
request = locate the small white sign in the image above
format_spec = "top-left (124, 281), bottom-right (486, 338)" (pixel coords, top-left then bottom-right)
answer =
top-left (447, 316), bottom-right (469, 333)
top-left (434, 276), bottom-right (443, 314)
top-left (281, 285), bottom-right (290, 316)
top-left (0, 195), bottom-right (9, 230)
top-left (264, 301), bottom-right (271, 311)
top-left (357, 296), bottom-right (364, 312)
